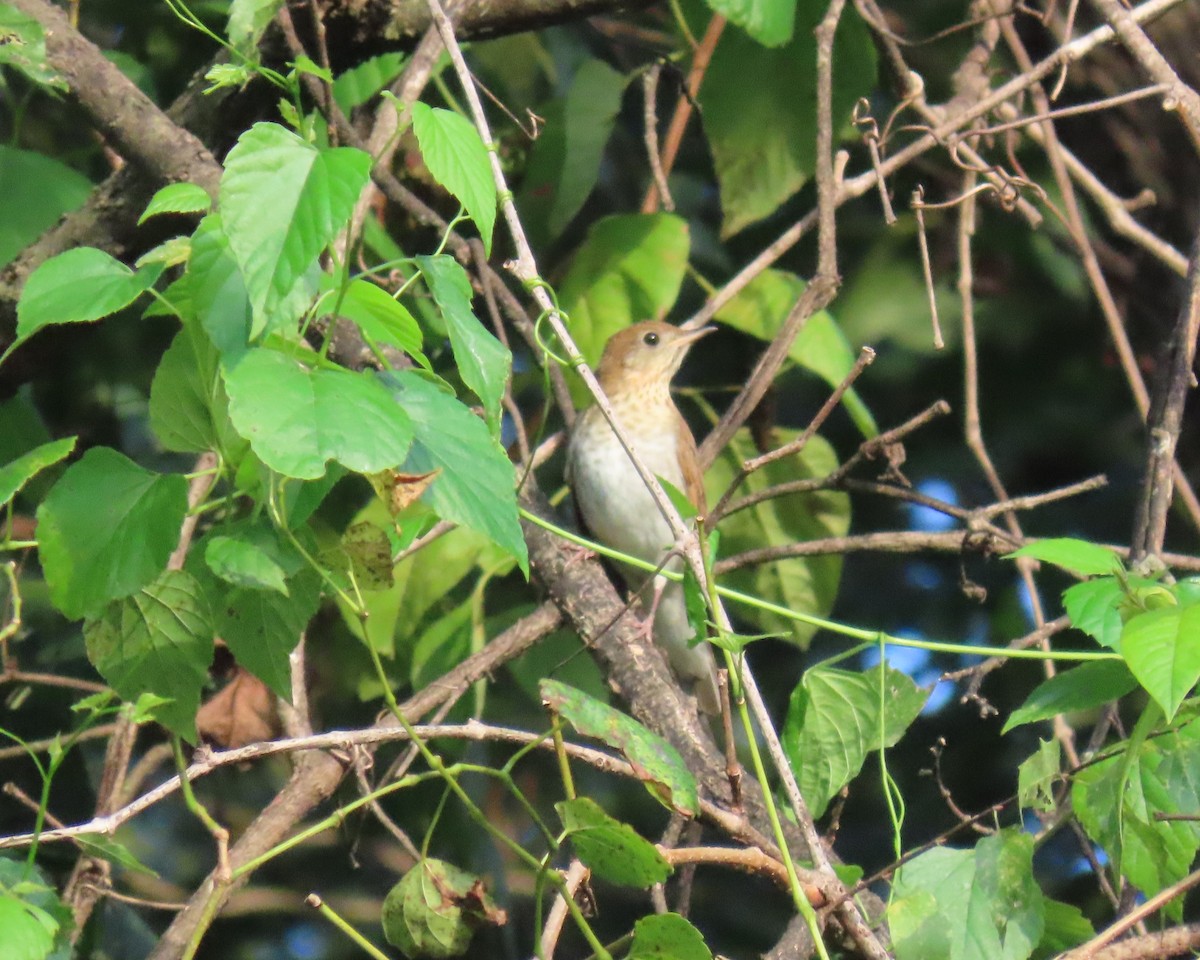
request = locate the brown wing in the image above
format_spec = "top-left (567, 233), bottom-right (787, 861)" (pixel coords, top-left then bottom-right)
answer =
top-left (675, 410), bottom-right (707, 512)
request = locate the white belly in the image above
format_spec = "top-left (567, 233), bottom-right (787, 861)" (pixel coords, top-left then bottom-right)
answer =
top-left (568, 410), bottom-right (684, 564)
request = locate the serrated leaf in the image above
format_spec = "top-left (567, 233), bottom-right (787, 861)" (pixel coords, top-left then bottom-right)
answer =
top-left (541, 679), bottom-right (698, 815)
top-left (333, 52), bottom-right (407, 114)
top-left (1003, 659), bottom-right (1136, 733)
top-left (320, 276), bottom-right (429, 369)
top-left (84, 570), bottom-right (213, 739)
top-left (414, 256), bottom-right (511, 435)
top-left (1122, 606), bottom-right (1200, 721)
top-left (16, 248), bottom-right (161, 339)
top-left (382, 371), bottom-right (528, 573)
top-left (0, 436), bottom-right (75, 509)
top-left (783, 662), bottom-right (927, 817)
top-left (1033, 898), bottom-right (1093, 959)
top-left (219, 123), bottom-right (371, 334)
top-left (227, 0), bottom-right (282, 56)
top-left (557, 797), bottom-right (672, 887)
top-left (224, 347), bottom-right (413, 480)
top-left (205, 535), bottom-right (290, 594)
top-left (382, 859), bottom-right (505, 958)
top-left (138, 182), bottom-right (212, 224)
top-left (1063, 577), bottom-right (1124, 649)
top-left (629, 913), bottom-right (712, 960)
top-left (1006, 538), bottom-right (1122, 577)
top-left (0, 146), bottom-right (90, 268)
top-left (37, 448), bottom-right (189, 619)
top-left (412, 102), bottom-right (497, 254)
top-left (149, 324), bottom-right (246, 458)
top-left (188, 214), bottom-right (252, 359)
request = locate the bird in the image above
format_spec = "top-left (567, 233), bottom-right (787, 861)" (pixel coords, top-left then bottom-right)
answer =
top-left (567, 320), bottom-right (721, 714)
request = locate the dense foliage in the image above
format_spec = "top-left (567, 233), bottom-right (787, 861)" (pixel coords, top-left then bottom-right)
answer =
top-left (1, 0), bottom-right (1200, 958)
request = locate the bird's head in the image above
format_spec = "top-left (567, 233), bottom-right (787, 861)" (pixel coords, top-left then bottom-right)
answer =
top-left (594, 321), bottom-right (714, 398)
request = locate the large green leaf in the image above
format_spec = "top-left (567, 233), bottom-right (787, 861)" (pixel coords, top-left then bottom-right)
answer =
top-left (558, 213), bottom-right (690, 375)
top-left (1121, 605), bottom-right (1200, 721)
top-left (415, 255), bottom-right (511, 434)
top-left (224, 347), bottom-right (413, 480)
top-left (629, 913), bottom-right (713, 960)
top-left (385, 371), bottom-right (527, 575)
top-left (517, 59), bottom-right (626, 250)
top-left (0, 436), bottom-right (75, 509)
top-left (705, 0), bottom-right (797, 46)
top-left (1007, 538), bottom-right (1122, 577)
top-left (139, 182), bottom-right (212, 224)
top-left (333, 52), bottom-right (407, 114)
top-left (708, 428), bottom-right (849, 645)
top-left (541, 679), bottom-right (698, 815)
top-left (1073, 733), bottom-right (1200, 911)
top-left (16, 248), bottom-right (162, 339)
top-left (149, 324), bottom-right (246, 459)
top-left (411, 102), bottom-right (497, 254)
top-left (37, 448), bottom-right (189, 619)
top-left (558, 797), bottom-right (672, 887)
top-left (715, 268), bottom-right (876, 436)
top-left (0, 146), bottom-right (90, 268)
top-left (890, 831), bottom-right (1044, 960)
top-left (84, 570), bottom-right (214, 739)
top-left (700, 6), bottom-right (876, 236)
top-left (319, 276), bottom-right (429, 369)
top-left (187, 214), bottom-right (253, 360)
top-left (219, 122), bottom-right (371, 334)
top-left (783, 663), bottom-right (927, 817)
top-left (1062, 577), bottom-right (1124, 649)
top-left (1003, 659), bottom-right (1137, 733)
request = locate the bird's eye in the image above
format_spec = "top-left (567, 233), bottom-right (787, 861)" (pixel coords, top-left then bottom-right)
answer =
top-left (642, 331), bottom-right (660, 346)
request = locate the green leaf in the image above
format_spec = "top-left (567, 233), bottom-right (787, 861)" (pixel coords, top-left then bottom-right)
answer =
top-left (558, 213), bottom-right (690, 378)
top-left (701, 7), bottom-right (875, 236)
top-left (1063, 577), bottom-right (1124, 649)
top-left (138, 182), bottom-right (212, 224)
top-left (211, 569), bottom-right (320, 699)
top-left (517, 59), bottom-right (626, 249)
top-left (1032, 898), bottom-right (1093, 960)
top-left (629, 913), bottom-right (713, 960)
top-left (149, 324), bottom-right (246, 458)
top-left (385, 371), bottom-right (529, 572)
top-left (333, 52), bottom-right (407, 114)
top-left (1073, 736), bottom-right (1200, 909)
top-left (411, 102), bottom-right (497, 254)
top-left (541, 679), bottom-right (698, 815)
top-left (219, 123), bottom-right (371, 334)
top-left (0, 437), bottom-right (75, 509)
top-left (415, 255), bottom-right (511, 434)
top-left (716, 269), bottom-right (875, 436)
top-left (707, 429), bottom-right (849, 645)
top-left (0, 861), bottom-right (71, 960)
top-left (1016, 737), bottom-right (1060, 813)
top-left (84, 570), bottom-right (214, 739)
top-left (37, 448), bottom-right (189, 619)
top-left (76, 834), bottom-right (160, 878)
top-left (891, 831), bottom-right (1044, 960)
top-left (227, 0), bottom-right (282, 55)
top-left (224, 347), bottom-right (413, 480)
top-left (783, 663), bottom-right (927, 817)
top-left (1122, 606), bottom-right (1200, 721)
top-left (1006, 538), bottom-right (1122, 577)
top-left (0, 890), bottom-right (58, 960)
top-left (382, 859), bottom-right (503, 958)
top-left (1003, 659), bottom-right (1136, 733)
top-left (187, 214), bottom-right (252, 359)
top-left (0, 4), bottom-right (65, 89)
top-left (0, 146), bottom-right (90, 268)
top-left (205, 535), bottom-right (290, 594)
top-left (705, 0), bottom-right (797, 46)
top-left (321, 276), bottom-right (429, 369)
top-left (557, 797), bottom-right (672, 887)
top-left (16, 248), bottom-right (161, 339)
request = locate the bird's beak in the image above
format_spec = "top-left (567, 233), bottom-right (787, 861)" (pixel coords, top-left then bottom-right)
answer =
top-left (676, 324), bottom-right (716, 347)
